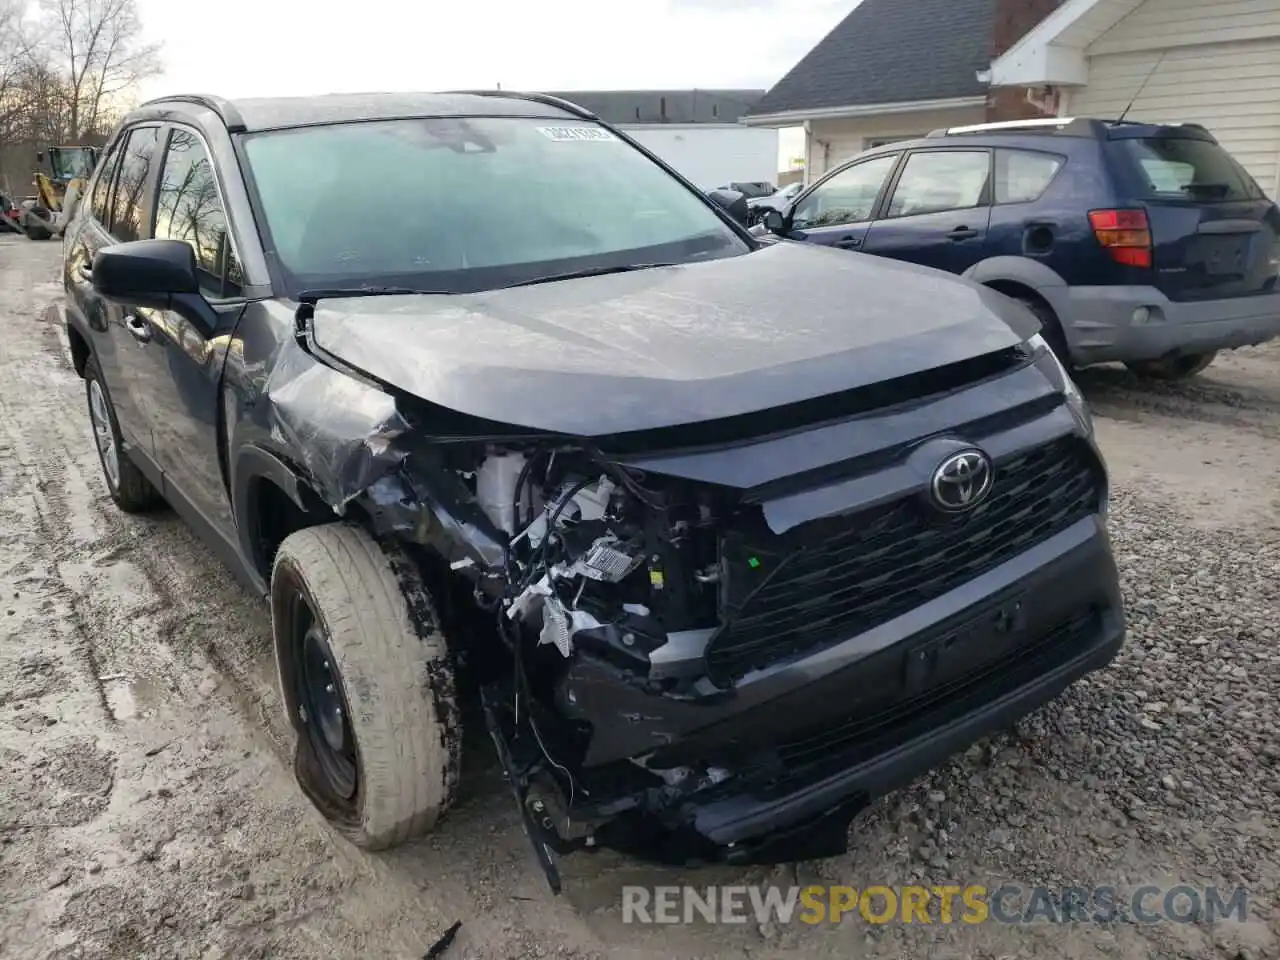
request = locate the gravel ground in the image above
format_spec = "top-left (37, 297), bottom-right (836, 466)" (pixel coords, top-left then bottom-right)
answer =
top-left (1, 235), bottom-right (1276, 959)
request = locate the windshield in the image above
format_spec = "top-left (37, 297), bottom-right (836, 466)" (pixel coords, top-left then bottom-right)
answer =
top-left (50, 148), bottom-right (95, 181)
top-left (241, 116), bottom-right (750, 294)
top-left (1118, 137), bottom-right (1262, 202)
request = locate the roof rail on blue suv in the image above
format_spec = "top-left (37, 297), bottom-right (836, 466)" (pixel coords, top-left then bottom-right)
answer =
top-left (766, 116), bottom-right (1280, 381)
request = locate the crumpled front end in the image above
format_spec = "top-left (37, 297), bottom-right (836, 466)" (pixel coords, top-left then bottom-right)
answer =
top-left (272, 304), bottom-right (1122, 888)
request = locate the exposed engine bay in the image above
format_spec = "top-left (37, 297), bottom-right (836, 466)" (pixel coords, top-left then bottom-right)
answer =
top-left (450, 445), bottom-right (752, 889)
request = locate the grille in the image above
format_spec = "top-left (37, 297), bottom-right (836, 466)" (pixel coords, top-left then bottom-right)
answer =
top-left (773, 608), bottom-right (1099, 775)
top-left (705, 436), bottom-right (1101, 683)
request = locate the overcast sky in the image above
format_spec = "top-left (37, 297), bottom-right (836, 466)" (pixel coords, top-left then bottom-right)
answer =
top-left (135, 0), bottom-right (857, 103)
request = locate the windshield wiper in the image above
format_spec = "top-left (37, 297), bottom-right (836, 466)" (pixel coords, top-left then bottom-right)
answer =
top-left (297, 286), bottom-right (456, 303)
top-left (497, 263), bottom-right (678, 290)
top-left (1180, 182), bottom-right (1232, 198)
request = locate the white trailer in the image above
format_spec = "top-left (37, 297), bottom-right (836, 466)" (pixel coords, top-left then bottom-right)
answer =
top-left (620, 124), bottom-right (780, 192)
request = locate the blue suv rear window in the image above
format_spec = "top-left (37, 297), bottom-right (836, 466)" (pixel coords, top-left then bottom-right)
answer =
top-left (1119, 137), bottom-right (1261, 202)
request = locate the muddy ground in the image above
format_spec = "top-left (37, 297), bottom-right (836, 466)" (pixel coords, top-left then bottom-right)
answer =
top-left (1, 236), bottom-right (1276, 959)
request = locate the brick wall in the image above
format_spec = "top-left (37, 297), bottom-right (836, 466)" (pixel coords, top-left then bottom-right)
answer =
top-left (986, 0), bottom-right (1064, 121)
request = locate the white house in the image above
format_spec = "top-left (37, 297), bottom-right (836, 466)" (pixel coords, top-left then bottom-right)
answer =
top-left (542, 90), bottom-right (781, 191)
top-left (984, 0), bottom-right (1280, 196)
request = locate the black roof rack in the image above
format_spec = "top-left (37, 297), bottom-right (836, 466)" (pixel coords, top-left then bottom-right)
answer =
top-left (444, 89), bottom-right (598, 122)
top-left (138, 94), bottom-right (247, 133)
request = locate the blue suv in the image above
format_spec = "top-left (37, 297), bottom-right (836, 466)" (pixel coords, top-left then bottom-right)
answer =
top-left (761, 118), bottom-right (1280, 380)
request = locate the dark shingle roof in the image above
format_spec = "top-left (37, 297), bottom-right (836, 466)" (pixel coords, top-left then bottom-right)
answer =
top-left (747, 0), bottom-right (1000, 117)
top-left (541, 90), bottom-right (766, 125)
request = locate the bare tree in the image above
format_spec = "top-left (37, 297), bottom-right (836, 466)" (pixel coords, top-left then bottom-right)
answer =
top-left (0, 0), bottom-right (160, 193)
top-left (35, 0), bottom-right (161, 141)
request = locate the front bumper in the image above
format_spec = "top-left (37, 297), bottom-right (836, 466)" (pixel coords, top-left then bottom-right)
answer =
top-left (558, 513), bottom-right (1123, 862)
top-left (1054, 284), bottom-right (1280, 365)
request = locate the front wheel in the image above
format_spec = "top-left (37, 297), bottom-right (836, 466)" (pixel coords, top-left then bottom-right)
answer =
top-left (271, 525), bottom-right (461, 850)
top-left (1125, 352), bottom-right (1217, 381)
top-left (83, 356), bottom-right (160, 512)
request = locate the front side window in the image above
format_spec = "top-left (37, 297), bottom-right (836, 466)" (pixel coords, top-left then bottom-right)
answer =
top-left (884, 151), bottom-right (990, 218)
top-left (241, 117), bottom-right (750, 294)
top-left (154, 128), bottom-right (243, 297)
top-left (110, 126), bottom-right (160, 243)
top-left (791, 154), bottom-right (899, 229)
top-left (90, 140), bottom-right (125, 225)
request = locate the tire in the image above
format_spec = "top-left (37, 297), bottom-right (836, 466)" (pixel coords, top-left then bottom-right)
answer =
top-left (1125, 351), bottom-right (1217, 381)
top-left (83, 355), bottom-right (160, 512)
top-left (1015, 295), bottom-right (1072, 369)
top-left (271, 524), bottom-right (461, 850)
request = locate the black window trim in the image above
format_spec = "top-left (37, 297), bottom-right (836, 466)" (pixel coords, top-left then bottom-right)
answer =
top-left (151, 121), bottom-right (248, 303)
top-left (87, 132), bottom-right (128, 231)
top-left (876, 146), bottom-right (995, 222)
top-left (992, 146), bottom-right (1067, 207)
top-left (100, 122), bottom-right (163, 242)
top-left (789, 151), bottom-right (905, 230)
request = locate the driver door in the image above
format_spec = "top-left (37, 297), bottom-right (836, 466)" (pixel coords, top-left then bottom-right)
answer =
top-left (785, 153), bottom-right (902, 252)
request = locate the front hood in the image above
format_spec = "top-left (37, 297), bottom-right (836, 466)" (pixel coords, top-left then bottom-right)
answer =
top-left (310, 242), bottom-right (1038, 436)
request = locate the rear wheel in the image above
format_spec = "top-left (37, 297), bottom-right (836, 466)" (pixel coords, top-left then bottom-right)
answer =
top-left (84, 356), bottom-right (160, 512)
top-left (271, 524), bottom-right (461, 850)
top-left (1125, 351), bottom-right (1217, 381)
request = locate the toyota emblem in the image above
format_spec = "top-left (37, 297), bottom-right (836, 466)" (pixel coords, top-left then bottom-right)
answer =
top-left (930, 450), bottom-right (994, 512)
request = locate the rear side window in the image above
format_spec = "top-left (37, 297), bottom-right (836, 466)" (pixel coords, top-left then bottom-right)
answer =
top-left (90, 141), bottom-right (125, 225)
top-left (995, 149), bottom-right (1063, 204)
top-left (1119, 137), bottom-right (1261, 202)
top-left (153, 128), bottom-right (243, 297)
top-left (885, 151), bottom-right (990, 218)
top-left (110, 126), bottom-right (160, 242)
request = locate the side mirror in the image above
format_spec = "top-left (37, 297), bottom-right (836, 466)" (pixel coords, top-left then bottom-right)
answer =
top-left (706, 187), bottom-right (749, 227)
top-left (93, 239), bottom-right (199, 306)
top-left (763, 209), bottom-right (786, 234)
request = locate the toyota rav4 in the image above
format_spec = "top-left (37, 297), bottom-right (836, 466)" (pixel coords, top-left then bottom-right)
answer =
top-left (62, 91), bottom-right (1125, 891)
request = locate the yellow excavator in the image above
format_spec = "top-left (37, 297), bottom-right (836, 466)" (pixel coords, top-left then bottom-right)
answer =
top-left (19, 145), bottom-right (99, 241)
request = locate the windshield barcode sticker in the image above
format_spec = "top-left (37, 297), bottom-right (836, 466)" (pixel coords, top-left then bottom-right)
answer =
top-left (537, 126), bottom-right (617, 142)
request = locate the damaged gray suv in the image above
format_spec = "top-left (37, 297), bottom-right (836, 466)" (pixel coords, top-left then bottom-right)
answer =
top-left (62, 91), bottom-right (1124, 891)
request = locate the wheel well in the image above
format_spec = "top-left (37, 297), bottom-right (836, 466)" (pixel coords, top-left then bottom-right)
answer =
top-left (67, 325), bottom-right (90, 377)
top-left (249, 476), bottom-right (334, 578)
top-left (981, 278), bottom-right (1052, 315)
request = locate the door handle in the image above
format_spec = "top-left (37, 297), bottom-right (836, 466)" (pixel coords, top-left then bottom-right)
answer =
top-left (124, 314), bottom-right (152, 343)
top-left (834, 236), bottom-right (862, 249)
top-left (947, 227), bottom-right (979, 241)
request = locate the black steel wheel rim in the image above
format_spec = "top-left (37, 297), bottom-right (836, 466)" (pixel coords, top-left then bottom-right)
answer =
top-left (293, 596), bottom-right (359, 801)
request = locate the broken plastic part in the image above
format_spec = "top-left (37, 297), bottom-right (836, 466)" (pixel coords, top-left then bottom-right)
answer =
top-left (539, 595), bottom-right (572, 657)
top-left (525, 475), bottom-right (616, 548)
top-left (507, 575), bottom-right (552, 621)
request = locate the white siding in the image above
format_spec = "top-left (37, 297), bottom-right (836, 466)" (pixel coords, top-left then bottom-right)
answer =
top-left (1072, 38), bottom-right (1280, 195)
top-left (808, 106), bottom-right (985, 175)
top-left (619, 124), bottom-right (779, 191)
top-left (1090, 0), bottom-right (1280, 55)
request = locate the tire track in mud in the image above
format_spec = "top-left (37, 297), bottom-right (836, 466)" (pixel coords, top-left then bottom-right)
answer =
top-left (1079, 355), bottom-right (1280, 437)
top-left (4, 261), bottom-right (281, 742)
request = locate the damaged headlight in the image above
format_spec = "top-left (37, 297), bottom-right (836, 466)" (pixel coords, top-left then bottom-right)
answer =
top-left (1028, 333), bottom-right (1092, 435)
